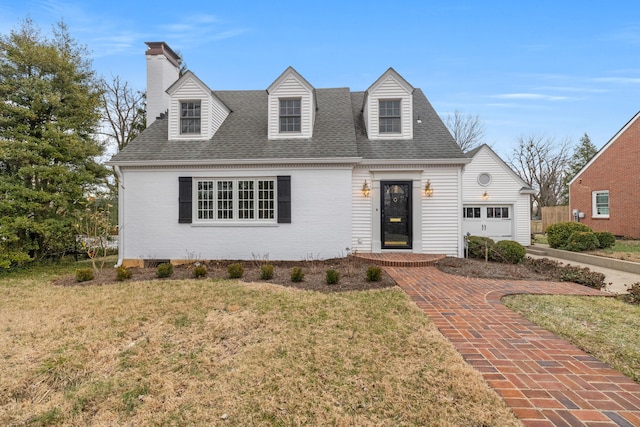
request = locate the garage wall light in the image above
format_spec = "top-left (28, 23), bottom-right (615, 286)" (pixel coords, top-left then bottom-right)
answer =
top-left (482, 191), bottom-right (489, 200)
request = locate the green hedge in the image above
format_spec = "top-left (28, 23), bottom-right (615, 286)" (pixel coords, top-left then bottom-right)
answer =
top-left (466, 236), bottom-right (495, 260)
top-left (492, 240), bottom-right (526, 264)
top-left (546, 222), bottom-right (592, 249)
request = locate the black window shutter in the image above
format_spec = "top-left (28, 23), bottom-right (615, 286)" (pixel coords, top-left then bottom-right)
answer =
top-left (178, 177), bottom-right (192, 223)
top-left (277, 175), bottom-right (291, 224)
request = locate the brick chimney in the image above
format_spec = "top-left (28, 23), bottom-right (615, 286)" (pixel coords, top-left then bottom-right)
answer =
top-left (145, 42), bottom-right (180, 127)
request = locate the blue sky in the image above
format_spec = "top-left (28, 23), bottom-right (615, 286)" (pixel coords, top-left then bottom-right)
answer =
top-left (1, 0), bottom-right (639, 158)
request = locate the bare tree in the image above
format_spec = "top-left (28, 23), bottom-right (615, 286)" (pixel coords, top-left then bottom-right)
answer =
top-left (101, 75), bottom-right (145, 151)
top-left (445, 110), bottom-right (485, 152)
top-left (508, 135), bottom-right (572, 216)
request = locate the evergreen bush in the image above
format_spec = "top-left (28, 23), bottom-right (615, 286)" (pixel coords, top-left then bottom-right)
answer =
top-left (115, 266), bottom-right (132, 281)
top-left (594, 231), bottom-right (615, 249)
top-left (260, 264), bottom-right (274, 280)
top-left (564, 231), bottom-right (599, 252)
top-left (290, 267), bottom-right (304, 283)
top-left (227, 263), bottom-right (244, 279)
top-left (192, 264), bottom-right (207, 278)
top-left (546, 222), bottom-right (591, 249)
top-left (156, 263), bottom-right (174, 278)
top-left (325, 269), bottom-right (340, 285)
top-left (366, 266), bottom-right (382, 282)
top-left (492, 240), bottom-right (526, 264)
top-left (76, 268), bottom-right (94, 282)
top-left (466, 236), bottom-right (495, 260)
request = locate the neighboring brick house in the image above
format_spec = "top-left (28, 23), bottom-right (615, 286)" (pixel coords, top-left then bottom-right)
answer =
top-left (569, 111), bottom-right (640, 238)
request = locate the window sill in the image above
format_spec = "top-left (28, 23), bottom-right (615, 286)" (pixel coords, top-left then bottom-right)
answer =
top-left (592, 216), bottom-right (610, 220)
top-left (191, 222), bottom-right (278, 227)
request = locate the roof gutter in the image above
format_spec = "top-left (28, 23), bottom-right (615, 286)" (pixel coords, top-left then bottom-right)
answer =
top-left (106, 157), bottom-right (364, 168)
top-left (358, 158), bottom-right (471, 166)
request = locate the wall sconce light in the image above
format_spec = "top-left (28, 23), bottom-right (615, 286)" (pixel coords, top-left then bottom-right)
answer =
top-left (482, 191), bottom-right (489, 200)
top-left (362, 180), bottom-right (370, 197)
top-left (424, 179), bottom-right (433, 197)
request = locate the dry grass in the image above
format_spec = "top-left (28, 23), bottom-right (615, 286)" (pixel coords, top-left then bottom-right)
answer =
top-left (503, 295), bottom-right (640, 383)
top-left (0, 265), bottom-right (520, 426)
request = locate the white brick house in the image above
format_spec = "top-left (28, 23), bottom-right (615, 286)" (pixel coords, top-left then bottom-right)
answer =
top-left (108, 42), bottom-right (528, 266)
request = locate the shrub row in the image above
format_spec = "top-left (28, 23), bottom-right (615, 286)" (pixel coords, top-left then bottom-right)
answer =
top-left (101, 263), bottom-right (386, 285)
top-left (466, 236), bottom-right (526, 264)
top-left (521, 257), bottom-right (607, 290)
top-left (546, 222), bottom-right (615, 252)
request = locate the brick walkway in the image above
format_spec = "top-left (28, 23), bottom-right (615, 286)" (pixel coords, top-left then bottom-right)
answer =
top-left (386, 266), bottom-right (640, 427)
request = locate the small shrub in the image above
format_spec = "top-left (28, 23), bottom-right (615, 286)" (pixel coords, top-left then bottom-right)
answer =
top-left (492, 240), bottom-right (526, 264)
top-left (115, 266), bottom-right (132, 281)
top-left (192, 264), bottom-right (207, 278)
top-left (546, 222), bottom-right (592, 249)
top-left (619, 283), bottom-right (640, 305)
top-left (227, 263), bottom-right (244, 279)
top-left (366, 266), bottom-right (382, 282)
top-left (325, 269), bottom-right (340, 285)
top-left (156, 263), bottom-right (174, 278)
top-left (466, 236), bottom-right (495, 260)
top-left (76, 268), bottom-right (94, 282)
top-left (260, 264), bottom-right (274, 280)
top-left (594, 231), bottom-right (615, 249)
top-left (564, 231), bottom-right (599, 252)
top-left (290, 267), bottom-right (304, 282)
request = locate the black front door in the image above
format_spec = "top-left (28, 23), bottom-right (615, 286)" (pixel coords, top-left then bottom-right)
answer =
top-left (381, 181), bottom-right (412, 249)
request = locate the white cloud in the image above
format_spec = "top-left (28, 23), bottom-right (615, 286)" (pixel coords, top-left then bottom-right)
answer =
top-left (591, 77), bottom-right (640, 84)
top-left (491, 93), bottom-right (570, 101)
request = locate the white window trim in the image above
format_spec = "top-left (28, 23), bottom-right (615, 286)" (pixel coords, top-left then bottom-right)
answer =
top-left (592, 190), bottom-right (610, 218)
top-left (279, 98), bottom-right (302, 134)
top-left (378, 99), bottom-right (402, 134)
top-left (180, 100), bottom-right (202, 135)
top-left (193, 178), bottom-right (277, 224)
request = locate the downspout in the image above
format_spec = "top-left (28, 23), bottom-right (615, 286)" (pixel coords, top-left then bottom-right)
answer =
top-left (113, 165), bottom-right (124, 268)
top-left (458, 165), bottom-right (465, 258)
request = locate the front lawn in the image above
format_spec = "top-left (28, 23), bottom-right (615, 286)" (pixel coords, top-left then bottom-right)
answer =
top-left (503, 294), bottom-right (640, 383)
top-left (0, 265), bottom-right (519, 426)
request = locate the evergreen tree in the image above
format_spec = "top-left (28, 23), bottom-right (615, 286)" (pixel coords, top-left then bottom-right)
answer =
top-left (561, 133), bottom-right (598, 203)
top-left (0, 19), bottom-right (108, 268)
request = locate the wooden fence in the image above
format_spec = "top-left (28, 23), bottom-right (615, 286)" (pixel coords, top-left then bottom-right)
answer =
top-left (531, 206), bottom-right (571, 234)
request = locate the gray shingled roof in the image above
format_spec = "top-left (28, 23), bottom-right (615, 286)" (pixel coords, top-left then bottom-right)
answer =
top-left (109, 85), bottom-right (465, 164)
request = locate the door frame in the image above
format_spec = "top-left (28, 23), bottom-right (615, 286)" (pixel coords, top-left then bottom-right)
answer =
top-left (380, 180), bottom-right (413, 249)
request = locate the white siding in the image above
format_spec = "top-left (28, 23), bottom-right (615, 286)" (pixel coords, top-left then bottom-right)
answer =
top-left (351, 168), bottom-right (373, 252)
top-left (364, 74), bottom-right (413, 140)
top-left (351, 165), bottom-right (463, 257)
top-left (462, 147), bottom-right (531, 246)
top-left (421, 167), bottom-right (462, 256)
top-left (268, 75), bottom-right (314, 139)
top-left (119, 167), bottom-right (352, 261)
top-left (167, 77), bottom-right (229, 140)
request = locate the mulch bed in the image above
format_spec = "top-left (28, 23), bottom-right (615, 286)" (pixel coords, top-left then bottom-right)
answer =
top-left (53, 257), bottom-right (397, 292)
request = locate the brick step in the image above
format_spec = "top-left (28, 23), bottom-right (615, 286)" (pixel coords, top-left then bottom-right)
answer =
top-left (353, 253), bottom-right (446, 267)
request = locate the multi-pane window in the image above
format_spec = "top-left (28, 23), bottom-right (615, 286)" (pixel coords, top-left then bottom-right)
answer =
top-left (379, 100), bottom-right (401, 133)
top-left (238, 180), bottom-right (254, 219)
top-left (593, 191), bottom-right (609, 217)
top-left (486, 207), bottom-right (509, 219)
top-left (195, 178), bottom-right (276, 221)
top-left (217, 181), bottom-right (233, 219)
top-left (258, 180), bottom-right (275, 219)
top-left (463, 207), bottom-right (481, 218)
top-left (181, 101), bottom-right (201, 134)
top-left (279, 99), bottom-right (301, 132)
top-left (197, 181), bottom-right (215, 220)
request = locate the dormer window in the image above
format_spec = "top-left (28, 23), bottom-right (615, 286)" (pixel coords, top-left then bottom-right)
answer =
top-left (181, 101), bottom-right (201, 134)
top-left (279, 99), bottom-right (301, 133)
top-left (379, 100), bottom-right (401, 133)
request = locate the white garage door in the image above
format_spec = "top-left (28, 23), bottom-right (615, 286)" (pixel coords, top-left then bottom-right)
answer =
top-left (463, 205), bottom-right (513, 241)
